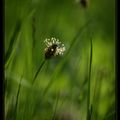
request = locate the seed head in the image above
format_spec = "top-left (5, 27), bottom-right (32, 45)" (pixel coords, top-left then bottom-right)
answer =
top-left (44, 37), bottom-right (66, 59)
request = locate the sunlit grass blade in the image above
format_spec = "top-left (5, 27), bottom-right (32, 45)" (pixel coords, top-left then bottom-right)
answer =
top-left (5, 20), bottom-right (21, 67)
top-left (86, 36), bottom-right (92, 120)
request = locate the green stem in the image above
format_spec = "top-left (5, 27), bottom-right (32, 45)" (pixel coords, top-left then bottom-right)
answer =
top-left (32, 59), bottom-right (46, 84)
top-left (87, 37), bottom-right (92, 120)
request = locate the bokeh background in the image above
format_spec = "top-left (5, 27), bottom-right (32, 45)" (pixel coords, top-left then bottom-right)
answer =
top-left (5, 0), bottom-right (115, 120)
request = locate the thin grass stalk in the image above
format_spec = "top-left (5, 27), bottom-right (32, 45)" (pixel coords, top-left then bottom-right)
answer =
top-left (67, 18), bottom-right (93, 56)
top-left (13, 74), bottom-right (23, 120)
top-left (32, 59), bottom-right (46, 84)
top-left (52, 91), bottom-right (60, 120)
top-left (90, 73), bottom-right (99, 120)
top-left (86, 37), bottom-right (92, 120)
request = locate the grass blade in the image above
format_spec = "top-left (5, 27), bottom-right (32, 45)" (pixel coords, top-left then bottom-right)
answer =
top-left (67, 19), bottom-right (94, 56)
top-left (5, 20), bottom-right (21, 66)
top-left (13, 74), bottom-right (23, 120)
top-left (52, 91), bottom-right (60, 120)
top-left (86, 36), bottom-right (92, 120)
top-left (32, 59), bottom-right (46, 84)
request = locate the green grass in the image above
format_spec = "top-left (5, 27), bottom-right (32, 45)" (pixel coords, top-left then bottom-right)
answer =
top-left (5, 0), bottom-right (115, 120)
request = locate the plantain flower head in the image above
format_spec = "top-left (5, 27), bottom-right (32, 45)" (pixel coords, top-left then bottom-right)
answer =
top-left (44, 37), bottom-right (65, 59)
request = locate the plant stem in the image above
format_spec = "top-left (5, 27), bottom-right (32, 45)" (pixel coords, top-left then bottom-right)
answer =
top-left (32, 59), bottom-right (46, 84)
top-left (87, 37), bottom-right (92, 120)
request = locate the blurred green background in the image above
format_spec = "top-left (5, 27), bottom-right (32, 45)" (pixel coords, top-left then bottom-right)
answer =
top-left (5, 0), bottom-right (115, 120)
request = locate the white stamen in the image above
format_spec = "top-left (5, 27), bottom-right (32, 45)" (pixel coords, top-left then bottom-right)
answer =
top-left (44, 37), bottom-right (66, 57)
